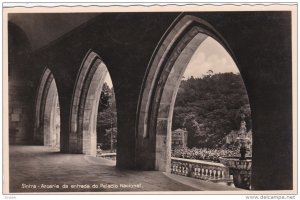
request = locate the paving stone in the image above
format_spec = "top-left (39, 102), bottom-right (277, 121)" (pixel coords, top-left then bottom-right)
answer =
top-left (8, 145), bottom-right (240, 193)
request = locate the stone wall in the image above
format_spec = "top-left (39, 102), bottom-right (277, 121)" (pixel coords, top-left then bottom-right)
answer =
top-left (9, 78), bottom-right (34, 144)
top-left (8, 22), bottom-right (35, 145)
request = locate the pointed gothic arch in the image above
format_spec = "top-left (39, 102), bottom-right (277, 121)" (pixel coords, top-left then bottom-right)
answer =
top-left (69, 50), bottom-right (115, 156)
top-left (34, 68), bottom-right (60, 147)
top-left (136, 15), bottom-right (250, 172)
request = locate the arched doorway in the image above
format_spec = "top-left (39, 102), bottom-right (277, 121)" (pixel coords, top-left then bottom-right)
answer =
top-left (70, 50), bottom-right (117, 157)
top-left (136, 15), bottom-right (252, 174)
top-left (170, 36), bottom-right (252, 188)
top-left (34, 68), bottom-right (60, 148)
top-left (171, 36), bottom-right (252, 152)
top-left (97, 78), bottom-right (117, 155)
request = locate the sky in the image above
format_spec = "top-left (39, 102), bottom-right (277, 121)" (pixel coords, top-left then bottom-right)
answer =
top-left (182, 36), bottom-right (239, 80)
top-left (104, 73), bottom-right (113, 88)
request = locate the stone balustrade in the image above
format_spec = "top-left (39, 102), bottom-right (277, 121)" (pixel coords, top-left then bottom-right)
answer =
top-left (171, 157), bottom-right (230, 181)
top-left (97, 152), bottom-right (117, 160)
top-left (95, 154), bottom-right (231, 182)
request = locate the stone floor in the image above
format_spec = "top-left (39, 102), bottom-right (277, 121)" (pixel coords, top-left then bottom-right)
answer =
top-left (8, 145), bottom-right (241, 193)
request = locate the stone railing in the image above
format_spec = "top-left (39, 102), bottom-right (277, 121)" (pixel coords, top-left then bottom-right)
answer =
top-left (97, 152), bottom-right (116, 160)
top-left (171, 157), bottom-right (230, 181)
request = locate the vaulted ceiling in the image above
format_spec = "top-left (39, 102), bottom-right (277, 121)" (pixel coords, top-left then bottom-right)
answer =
top-left (8, 13), bottom-right (100, 50)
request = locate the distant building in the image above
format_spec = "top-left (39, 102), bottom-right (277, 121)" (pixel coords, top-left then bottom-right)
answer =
top-left (172, 128), bottom-right (188, 148)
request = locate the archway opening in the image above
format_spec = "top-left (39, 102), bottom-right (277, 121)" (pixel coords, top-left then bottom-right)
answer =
top-left (96, 75), bottom-right (117, 159)
top-left (170, 36), bottom-right (252, 185)
top-left (137, 16), bottom-right (252, 189)
top-left (34, 68), bottom-right (60, 149)
top-left (70, 51), bottom-right (117, 161)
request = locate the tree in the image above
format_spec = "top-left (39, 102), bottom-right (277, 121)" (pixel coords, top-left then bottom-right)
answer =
top-left (99, 82), bottom-right (111, 112)
top-left (172, 72), bottom-right (252, 148)
top-left (97, 82), bottom-right (118, 149)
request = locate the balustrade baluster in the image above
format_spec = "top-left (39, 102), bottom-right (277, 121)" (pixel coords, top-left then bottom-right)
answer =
top-left (185, 166), bottom-right (188, 176)
top-left (185, 165), bottom-right (188, 176)
top-left (185, 165), bottom-right (188, 175)
top-left (205, 168), bottom-right (208, 177)
top-left (193, 167), bottom-right (196, 177)
top-left (217, 170), bottom-right (221, 179)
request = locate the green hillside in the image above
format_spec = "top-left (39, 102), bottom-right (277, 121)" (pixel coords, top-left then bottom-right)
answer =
top-left (172, 73), bottom-right (251, 149)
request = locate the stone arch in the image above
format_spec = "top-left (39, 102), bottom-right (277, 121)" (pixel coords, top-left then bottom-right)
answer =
top-left (70, 50), bottom-right (110, 156)
top-left (136, 15), bottom-right (246, 171)
top-left (34, 68), bottom-right (60, 147)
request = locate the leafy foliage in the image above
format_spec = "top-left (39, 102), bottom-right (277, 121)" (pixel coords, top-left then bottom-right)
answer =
top-left (97, 82), bottom-right (117, 149)
top-left (172, 73), bottom-right (251, 148)
top-left (98, 83), bottom-right (111, 112)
